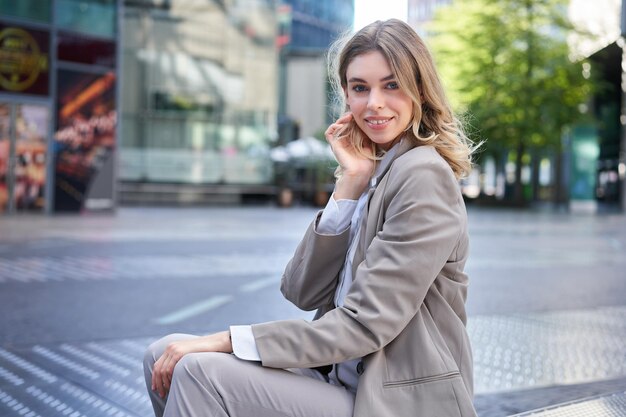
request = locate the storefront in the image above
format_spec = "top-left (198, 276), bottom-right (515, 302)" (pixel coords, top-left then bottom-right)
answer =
top-left (0, 0), bottom-right (120, 214)
top-left (118, 0), bottom-right (278, 204)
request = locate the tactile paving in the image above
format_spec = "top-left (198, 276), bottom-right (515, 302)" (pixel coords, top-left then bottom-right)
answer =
top-left (0, 308), bottom-right (625, 416)
top-left (513, 391), bottom-right (626, 416)
top-left (469, 306), bottom-right (626, 393)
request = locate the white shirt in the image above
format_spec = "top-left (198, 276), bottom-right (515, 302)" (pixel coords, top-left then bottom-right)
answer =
top-left (230, 142), bottom-right (401, 393)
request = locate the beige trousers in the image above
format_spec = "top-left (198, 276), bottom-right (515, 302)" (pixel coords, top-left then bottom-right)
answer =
top-left (143, 334), bottom-right (355, 417)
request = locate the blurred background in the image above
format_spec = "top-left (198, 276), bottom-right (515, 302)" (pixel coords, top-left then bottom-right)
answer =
top-left (0, 1), bottom-right (625, 417)
top-left (0, 0), bottom-right (623, 213)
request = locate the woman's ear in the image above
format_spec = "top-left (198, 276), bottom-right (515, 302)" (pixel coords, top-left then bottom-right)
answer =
top-left (343, 87), bottom-right (351, 110)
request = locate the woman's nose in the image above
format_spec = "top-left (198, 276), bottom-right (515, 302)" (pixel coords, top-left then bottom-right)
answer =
top-left (367, 89), bottom-right (384, 110)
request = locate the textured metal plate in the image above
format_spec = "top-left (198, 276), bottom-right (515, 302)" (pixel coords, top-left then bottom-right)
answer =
top-left (513, 391), bottom-right (626, 416)
top-left (470, 306), bottom-right (626, 393)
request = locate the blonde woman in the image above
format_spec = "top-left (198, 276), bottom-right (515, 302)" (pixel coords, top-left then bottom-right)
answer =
top-left (144, 19), bottom-right (478, 417)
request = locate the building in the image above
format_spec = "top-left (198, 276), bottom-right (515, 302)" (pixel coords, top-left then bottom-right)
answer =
top-left (278, 0), bottom-right (354, 141)
top-left (0, 0), bottom-right (121, 214)
top-left (119, 0), bottom-right (280, 204)
top-left (569, 0), bottom-right (625, 209)
top-left (407, 0), bottom-right (451, 36)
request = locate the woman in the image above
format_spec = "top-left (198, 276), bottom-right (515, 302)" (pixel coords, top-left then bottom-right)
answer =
top-left (144, 19), bottom-right (478, 417)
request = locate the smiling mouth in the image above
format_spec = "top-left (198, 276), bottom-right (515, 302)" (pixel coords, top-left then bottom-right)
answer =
top-left (365, 117), bottom-right (393, 126)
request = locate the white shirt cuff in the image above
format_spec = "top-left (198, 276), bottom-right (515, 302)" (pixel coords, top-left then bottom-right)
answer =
top-left (229, 325), bottom-right (261, 361)
top-left (316, 194), bottom-right (357, 235)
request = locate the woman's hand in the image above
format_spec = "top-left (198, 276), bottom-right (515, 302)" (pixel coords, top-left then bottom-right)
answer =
top-left (151, 331), bottom-right (232, 398)
top-left (325, 113), bottom-right (375, 200)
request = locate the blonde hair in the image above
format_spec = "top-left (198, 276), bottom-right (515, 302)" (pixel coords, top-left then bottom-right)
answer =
top-left (328, 19), bottom-right (477, 179)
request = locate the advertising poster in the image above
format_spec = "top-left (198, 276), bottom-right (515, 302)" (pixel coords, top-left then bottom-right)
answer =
top-left (0, 22), bottom-right (50, 96)
top-left (54, 70), bottom-right (116, 212)
top-left (14, 104), bottom-right (48, 211)
top-left (0, 104), bottom-right (9, 211)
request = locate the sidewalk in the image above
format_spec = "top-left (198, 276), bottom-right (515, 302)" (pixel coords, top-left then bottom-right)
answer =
top-left (0, 307), bottom-right (623, 416)
top-left (0, 206), bottom-right (624, 416)
top-left (477, 377), bottom-right (626, 416)
top-left (471, 306), bottom-right (626, 416)
top-left (512, 390), bottom-right (626, 416)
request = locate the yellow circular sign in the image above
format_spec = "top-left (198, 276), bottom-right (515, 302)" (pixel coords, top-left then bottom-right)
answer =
top-left (0, 28), bottom-right (48, 92)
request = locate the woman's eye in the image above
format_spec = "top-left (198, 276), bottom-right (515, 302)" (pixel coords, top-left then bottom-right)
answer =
top-left (352, 85), bottom-right (368, 92)
top-left (386, 81), bottom-right (399, 89)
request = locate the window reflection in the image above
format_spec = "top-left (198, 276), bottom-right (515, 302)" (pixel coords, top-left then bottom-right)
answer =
top-left (0, 0), bottom-right (51, 23)
top-left (58, 31), bottom-right (116, 67)
top-left (55, 0), bottom-right (116, 39)
top-left (120, 1), bottom-right (277, 185)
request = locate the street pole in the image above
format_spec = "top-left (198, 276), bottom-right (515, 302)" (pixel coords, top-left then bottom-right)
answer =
top-left (621, 1), bottom-right (626, 211)
top-left (277, 4), bottom-right (292, 145)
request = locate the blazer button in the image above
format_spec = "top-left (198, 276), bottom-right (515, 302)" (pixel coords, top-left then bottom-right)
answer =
top-left (356, 361), bottom-right (364, 375)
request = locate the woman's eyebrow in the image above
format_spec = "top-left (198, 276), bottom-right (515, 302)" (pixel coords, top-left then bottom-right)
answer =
top-left (348, 74), bottom-right (395, 83)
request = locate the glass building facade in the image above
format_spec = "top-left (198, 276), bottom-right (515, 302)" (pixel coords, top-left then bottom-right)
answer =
top-left (119, 0), bottom-right (279, 193)
top-left (278, 0), bottom-right (353, 140)
top-left (407, 0), bottom-right (452, 36)
top-left (286, 0), bottom-right (353, 52)
top-left (0, 0), bottom-right (120, 214)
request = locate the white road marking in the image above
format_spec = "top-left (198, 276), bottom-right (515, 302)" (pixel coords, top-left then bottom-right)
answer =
top-left (239, 276), bottom-right (280, 293)
top-left (154, 295), bottom-right (233, 325)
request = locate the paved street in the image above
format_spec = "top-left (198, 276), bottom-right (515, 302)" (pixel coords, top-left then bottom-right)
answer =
top-left (0, 205), bottom-right (625, 416)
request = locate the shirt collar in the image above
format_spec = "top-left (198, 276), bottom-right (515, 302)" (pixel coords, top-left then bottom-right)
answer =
top-left (371, 139), bottom-right (403, 187)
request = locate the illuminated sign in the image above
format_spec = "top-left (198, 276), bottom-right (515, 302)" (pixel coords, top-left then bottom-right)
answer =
top-left (0, 23), bottom-right (50, 96)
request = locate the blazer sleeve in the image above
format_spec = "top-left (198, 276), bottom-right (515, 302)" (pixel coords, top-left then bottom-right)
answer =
top-left (280, 211), bottom-right (351, 311)
top-left (253, 155), bottom-right (464, 369)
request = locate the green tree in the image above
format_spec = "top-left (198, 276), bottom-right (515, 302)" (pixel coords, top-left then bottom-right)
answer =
top-left (429, 0), bottom-right (594, 204)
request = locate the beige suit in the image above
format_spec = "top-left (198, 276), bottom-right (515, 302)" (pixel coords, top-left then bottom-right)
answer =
top-left (252, 142), bottom-right (477, 417)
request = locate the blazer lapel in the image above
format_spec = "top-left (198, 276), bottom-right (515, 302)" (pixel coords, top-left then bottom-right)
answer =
top-left (350, 138), bottom-right (417, 278)
top-left (352, 190), bottom-right (373, 279)
top-left (371, 138), bottom-right (416, 188)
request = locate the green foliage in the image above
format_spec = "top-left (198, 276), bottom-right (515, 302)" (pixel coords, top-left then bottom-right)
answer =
top-left (428, 0), bottom-right (594, 156)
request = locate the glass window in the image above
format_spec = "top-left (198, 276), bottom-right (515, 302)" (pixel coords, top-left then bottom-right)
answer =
top-left (58, 31), bottom-right (116, 66)
top-left (55, 0), bottom-right (116, 39)
top-left (0, 0), bottom-right (51, 23)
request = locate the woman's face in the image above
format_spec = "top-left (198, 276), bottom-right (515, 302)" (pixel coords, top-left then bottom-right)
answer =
top-left (345, 50), bottom-right (414, 150)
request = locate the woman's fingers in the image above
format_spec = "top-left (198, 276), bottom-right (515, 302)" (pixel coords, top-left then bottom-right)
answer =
top-left (152, 356), bottom-right (166, 398)
top-left (152, 341), bottom-right (191, 398)
top-left (336, 112), bottom-right (353, 124)
top-left (325, 113), bottom-right (353, 142)
top-left (160, 356), bottom-right (174, 397)
top-left (149, 333), bottom-right (231, 399)
top-left (152, 352), bottom-right (176, 398)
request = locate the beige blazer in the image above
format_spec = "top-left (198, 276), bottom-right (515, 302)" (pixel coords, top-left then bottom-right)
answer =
top-left (252, 141), bottom-right (477, 417)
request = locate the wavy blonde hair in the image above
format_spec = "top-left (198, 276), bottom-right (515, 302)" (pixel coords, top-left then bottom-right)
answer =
top-left (328, 19), bottom-right (477, 179)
